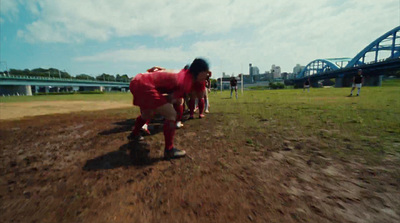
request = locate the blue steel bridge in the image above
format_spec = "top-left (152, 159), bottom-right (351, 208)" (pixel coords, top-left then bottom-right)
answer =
top-left (0, 74), bottom-right (130, 96)
top-left (295, 26), bottom-right (400, 87)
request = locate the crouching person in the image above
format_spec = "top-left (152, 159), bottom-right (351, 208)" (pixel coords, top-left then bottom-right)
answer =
top-left (128, 58), bottom-right (210, 159)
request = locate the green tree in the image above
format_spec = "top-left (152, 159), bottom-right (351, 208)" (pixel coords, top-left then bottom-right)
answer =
top-left (76, 74), bottom-right (95, 80)
top-left (31, 68), bottom-right (48, 77)
top-left (9, 69), bottom-right (24, 76)
top-left (269, 82), bottom-right (284, 89)
top-left (121, 74), bottom-right (130, 82)
top-left (96, 73), bottom-right (116, 81)
top-left (210, 78), bottom-right (217, 88)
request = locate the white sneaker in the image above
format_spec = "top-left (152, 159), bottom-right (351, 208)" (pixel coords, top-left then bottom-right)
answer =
top-left (164, 148), bottom-right (186, 160)
top-left (176, 121), bottom-right (184, 129)
top-left (205, 109), bottom-right (209, 114)
top-left (142, 124), bottom-right (148, 131)
top-left (140, 123), bottom-right (151, 135)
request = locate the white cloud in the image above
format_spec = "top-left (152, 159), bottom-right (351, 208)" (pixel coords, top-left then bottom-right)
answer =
top-left (9, 0), bottom-right (400, 75)
top-left (74, 46), bottom-right (188, 62)
top-left (17, 0), bottom-right (259, 42)
top-left (0, 0), bottom-right (20, 21)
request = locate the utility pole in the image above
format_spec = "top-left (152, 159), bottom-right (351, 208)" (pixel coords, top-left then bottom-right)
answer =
top-left (241, 73), bottom-right (244, 95)
top-left (241, 63), bottom-right (244, 95)
top-left (0, 61), bottom-right (8, 75)
top-left (220, 76), bottom-right (223, 92)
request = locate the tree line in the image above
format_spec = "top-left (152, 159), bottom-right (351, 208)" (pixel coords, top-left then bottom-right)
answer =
top-left (0, 68), bottom-right (131, 82)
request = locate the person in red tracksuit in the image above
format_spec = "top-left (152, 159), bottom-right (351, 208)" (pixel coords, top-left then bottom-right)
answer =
top-left (128, 58), bottom-right (210, 159)
top-left (145, 66), bottom-right (185, 129)
top-left (188, 71), bottom-right (212, 119)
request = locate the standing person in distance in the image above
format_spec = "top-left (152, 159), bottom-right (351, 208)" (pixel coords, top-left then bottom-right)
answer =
top-left (230, 76), bottom-right (238, 99)
top-left (349, 69), bottom-right (364, 97)
top-left (204, 72), bottom-right (212, 113)
top-left (128, 58), bottom-right (210, 159)
top-left (304, 77), bottom-right (310, 92)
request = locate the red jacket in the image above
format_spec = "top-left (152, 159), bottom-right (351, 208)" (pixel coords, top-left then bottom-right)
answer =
top-left (130, 69), bottom-right (193, 109)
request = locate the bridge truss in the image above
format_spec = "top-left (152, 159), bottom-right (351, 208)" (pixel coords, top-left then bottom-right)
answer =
top-left (297, 26), bottom-right (400, 79)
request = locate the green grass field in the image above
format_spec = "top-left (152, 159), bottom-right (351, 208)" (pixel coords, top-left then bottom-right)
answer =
top-left (1, 80), bottom-right (399, 164)
top-left (211, 81), bottom-right (400, 164)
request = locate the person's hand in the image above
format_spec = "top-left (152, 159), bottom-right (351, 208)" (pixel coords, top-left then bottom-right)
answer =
top-left (147, 66), bottom-right (165, 72)
top-left (208, 88), bottom-right (211, 93)
top-left (163, 93), bottom-right (176, 104)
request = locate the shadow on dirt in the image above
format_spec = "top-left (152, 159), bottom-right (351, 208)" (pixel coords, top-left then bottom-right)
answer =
top-left (98, 118), bottom-right (164, 136)
top-left (82, 141), bottom-right (163, 171)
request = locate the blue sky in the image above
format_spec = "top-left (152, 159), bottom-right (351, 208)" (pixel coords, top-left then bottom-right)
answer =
top-left (1, 0), bottom-right (399, 78)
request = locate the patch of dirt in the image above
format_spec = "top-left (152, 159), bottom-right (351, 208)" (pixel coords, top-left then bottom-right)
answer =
top-left (0, 101), bottom-right (131, 120)
top-left (0, 109), bottom-right (399, 222)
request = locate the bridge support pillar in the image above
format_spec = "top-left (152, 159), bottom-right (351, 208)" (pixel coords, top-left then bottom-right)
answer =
top-left (32, 86), bottom-right (39, 94)
top-left (79, 86), bottom-right (102, 92)
top-left (310, 81), bottom-right (319, 88)
top-left (294, 82), bottom-right (303, 88)
top-left (100, 86), bottom-right (112, 92)
top-left (0, 85), bottom-right (32, 96)
top-left (363, 75), bottom-right (382, 87)
top-left (335, 76), bottom-right (353, 88)
top-left (335, 77), bottom-right (343, 87)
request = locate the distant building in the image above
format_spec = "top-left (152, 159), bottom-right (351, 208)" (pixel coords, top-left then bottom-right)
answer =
top-left (242, 74), bottom-right (252, 84)
top-left (281, 72), bottom-right (289, 80)
top-left (293, 64), bottom-right (305, 76)
top-left (264, 72), bottom-right (274, 80)
top-left (249, 64), bottom-right (260, 83)
top-left (251, 66), bottom-right (259, 76)
top-left (288, 73), bottom-right (296, 79)
top-left (271, 64), bottom-right (281, 79)
top-left (249, 63), bottom-right (262, 83)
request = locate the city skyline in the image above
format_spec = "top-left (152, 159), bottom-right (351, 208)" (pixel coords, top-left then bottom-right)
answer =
top-left (1, 0), bottom-right (398, 78)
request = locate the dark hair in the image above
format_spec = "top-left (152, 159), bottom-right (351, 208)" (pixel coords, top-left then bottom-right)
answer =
top-left (189, 58), bottom-right (209, 78)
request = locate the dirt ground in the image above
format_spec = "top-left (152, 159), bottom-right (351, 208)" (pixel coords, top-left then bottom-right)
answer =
top-left (0, 106), bottom-right (399, 222)
top-left (0, 101), bottom-right (131, 120)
